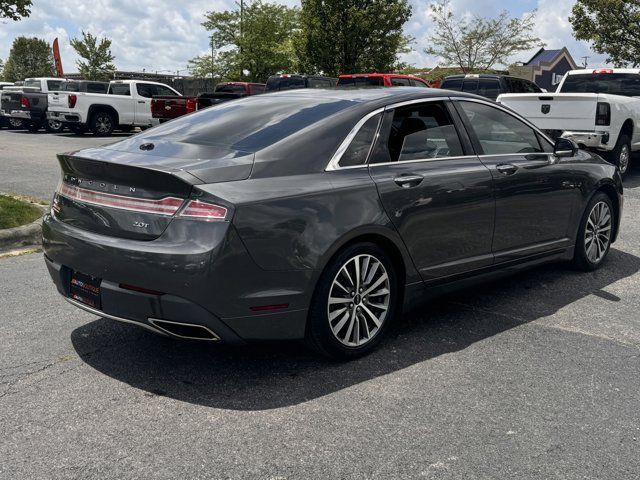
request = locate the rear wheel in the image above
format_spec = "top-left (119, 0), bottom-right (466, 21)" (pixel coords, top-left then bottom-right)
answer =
top-left (306, 243), bottom-right (398, 359)
top-left (90, 110), bottom-right (115, 136)
top-left (607, 133), bottom-right (631, 177)
top-left (45, 119), bottom-right (64, 133)
top-left (573, 192), bottom-right (614, 271)
top-left (8, 118), bottom-right (24, 129)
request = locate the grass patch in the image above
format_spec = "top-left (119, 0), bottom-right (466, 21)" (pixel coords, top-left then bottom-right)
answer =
top-left (0, 195), bottom-right (43, 229)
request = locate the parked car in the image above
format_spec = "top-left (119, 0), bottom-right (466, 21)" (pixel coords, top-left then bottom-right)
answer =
top-left (265, 74), bottom-right (337, 91)
top-left (441, 74), bottom-right (543, 100)
top-left (0, 82), bottom-right (15, 129)
top-left (151, 82), bottom-right (265, 123)
top-left (46, 79), bottom-right (181, 136)
top-left (43, 87), bottom-right (622, 359)
top-left (337, 73), bottom-right (431, 88)
top-left (0, 77), bottom-right (66, 132)
top-left (497, 68), bottom-right (640, 176)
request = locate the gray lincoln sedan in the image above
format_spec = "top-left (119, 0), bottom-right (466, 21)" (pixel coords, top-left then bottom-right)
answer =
top-left (43, 88), bottom-right (623, 359)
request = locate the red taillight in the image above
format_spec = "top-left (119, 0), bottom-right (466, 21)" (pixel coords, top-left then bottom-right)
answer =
top-left (68, 94), bottom-right (77, 108)
top-left (593, 68), bottom-right (614, 74)
top-left (186, 98), bottom-right (197, 113)
top-left (20, 96), bottom-right (30, 108)
top-left (178, 200), bottom-right (227, 221)
top-left (57, 182), bottom-right (184, 216)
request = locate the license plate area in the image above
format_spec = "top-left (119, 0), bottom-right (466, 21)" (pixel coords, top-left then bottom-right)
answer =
top-left (70, 270), bottom-right (102, 309)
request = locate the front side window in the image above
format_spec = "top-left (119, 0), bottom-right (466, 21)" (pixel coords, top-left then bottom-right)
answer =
top-left (155, 85), bottom-right (177, 96)
top-left (136, 83), bottom-right (155, 98)
top-left (441, 78), bottom-right (463, 91)
top-left (338, 113), bottom-right (382, 167)
top-left (410, 79), bottom-right (429, 88)
top-left (458, 101), bottom-right (543, 155)
top-left (372, 102), bottom-right (464, 163)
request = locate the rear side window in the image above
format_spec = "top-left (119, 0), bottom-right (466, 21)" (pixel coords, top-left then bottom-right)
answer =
top-left (410, 79), bottom-right (429, 88)
top-left (62, 82), bottom-right (79, 92)
top-left (477, 78), bottom-right (501, 100)
top-left (109, 84), bottom-right (131, 96)
top-left (391, 77), bottom-right (411, 86)
top-left (372, 101), bottom-right (463, 163)
top-left (155, 85), bottom-right (177, 96)
top-left (339, 113), bottom-right (382, 167)
top-left (458, 101), bottom-right (543, 155)
top-left (441, 78), bottom-right (463, 91)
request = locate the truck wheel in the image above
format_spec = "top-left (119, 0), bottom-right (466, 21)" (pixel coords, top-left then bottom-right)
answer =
top-left (8, 118), bottom-right (24, 129)
top-left (607, 134), bottom-right (631, 177)
top-left (45, 119), bottom-right (64, 133)
top-left (90, 111), bottom-right (115, 136)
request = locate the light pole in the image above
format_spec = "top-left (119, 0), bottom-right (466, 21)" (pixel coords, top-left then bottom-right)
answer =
top-left (210, 34), bottom-right (215, 80)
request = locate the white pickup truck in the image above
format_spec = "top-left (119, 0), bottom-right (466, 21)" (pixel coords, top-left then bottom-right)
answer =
top-left (497, 68), bottom-right (640, 176)
top-left (47, 79), bottom-right (181, 136)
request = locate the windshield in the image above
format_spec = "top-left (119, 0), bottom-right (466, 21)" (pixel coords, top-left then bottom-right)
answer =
top-left (141, 94), bottom-right (356, 152)
top-left (560, 73), bottom-right (640, 96)
top-left (337, 77), bottom-right (384, 87)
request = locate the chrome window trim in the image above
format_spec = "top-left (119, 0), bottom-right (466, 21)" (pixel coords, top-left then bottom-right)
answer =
top-left (326, 108), bottom-right (385, 171)
top-left (369, 155), bottom-right (477, 168)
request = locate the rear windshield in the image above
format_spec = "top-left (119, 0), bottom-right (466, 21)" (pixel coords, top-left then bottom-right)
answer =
top-left (337, 77), bottom-right (385, 87)
top-left (266, 76), bottom-right (305, 91)
top-left (145, 95), bottom-right (356, 152)
top-left (215, 84), bottom-right (246, 93)
top-left (24, 79), bottom-right (42, 90)
top-left (560, 73), bottom-right (640, 96)
top-left (109, 83), bottom-right (131, 96)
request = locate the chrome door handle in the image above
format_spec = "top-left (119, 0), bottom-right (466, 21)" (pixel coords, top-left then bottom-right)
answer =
top-left (496, 164), bottom-right (518, 175)
top-left (138, 100), bottom-right (146, 104)
top-left (394, 174), bottom-right (424, 188)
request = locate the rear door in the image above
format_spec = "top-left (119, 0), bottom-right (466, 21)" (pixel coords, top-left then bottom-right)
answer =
top-left (108, 83), bottom-right (135, 124)
top-left (454, 99), bottom-right (580, 262)
top-left (368, 99), bottom-right (495, 282)
top-left (134, 83), bottom-right (155, 125)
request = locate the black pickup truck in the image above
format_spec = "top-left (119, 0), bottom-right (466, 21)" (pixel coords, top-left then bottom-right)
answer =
top-left (1, 78), bottom-right (108, 132)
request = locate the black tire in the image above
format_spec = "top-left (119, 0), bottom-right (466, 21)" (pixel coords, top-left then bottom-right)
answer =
top-left (306, 242), bottom-right (399, 360)
top-left (45, 118), bottom-right (64, 133)
top-left (69, 124), bottom-right (87, 135)
top-left (8, 118), bottom-right (24, 130)
top-left (607, 133), bottom-right (631, 178)
top-left (573, 192), bottom-right (614, 272)
top-left (90, 110), bottom-right (115, 136)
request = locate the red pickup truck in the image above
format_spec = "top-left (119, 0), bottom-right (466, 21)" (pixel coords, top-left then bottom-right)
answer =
top-left (151, 82), bottom-right (265, 122)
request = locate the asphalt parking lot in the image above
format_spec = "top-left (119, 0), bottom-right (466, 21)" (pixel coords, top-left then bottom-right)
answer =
top-left (1, 128), bottom-right (639, 479)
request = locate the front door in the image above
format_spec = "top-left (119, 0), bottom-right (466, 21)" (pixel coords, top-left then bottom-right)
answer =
top-left (368, 100), bottom-right (495, 282)
top-left (454, 100), bottom-right (580, 262)
top-left (134, 83), bottom-right (155, 126)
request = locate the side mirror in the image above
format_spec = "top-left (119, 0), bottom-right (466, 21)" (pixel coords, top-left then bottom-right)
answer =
top-left (554, 137), bottom-right (578, 158)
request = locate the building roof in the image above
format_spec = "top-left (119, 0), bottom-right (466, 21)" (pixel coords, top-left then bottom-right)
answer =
top-left (526, 48), bottom-right (564, 67)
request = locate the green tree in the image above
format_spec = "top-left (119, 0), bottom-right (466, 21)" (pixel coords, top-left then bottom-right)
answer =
top-left (3, 37), bottom-right (55, 82)
top-left (0, 0), bottom-right (32, 20)
top-left (194, 0), bottom-right (299, 82)
top-left (188, 50), bottom-right (238, 80)
top-left (425, 0), bottom-right (543, 73)
top-left (570, 0), bottom-right (640, 67)
top-left (70, 31), bottom-right (116, 80)
top-left (297, 0), bottom-right (412, 76)
top-left (0, 58), bottom-right (4, 81)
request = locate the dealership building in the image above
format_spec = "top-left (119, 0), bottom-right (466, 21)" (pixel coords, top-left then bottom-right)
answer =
top-left (510, 47), bottom-right (579, 92)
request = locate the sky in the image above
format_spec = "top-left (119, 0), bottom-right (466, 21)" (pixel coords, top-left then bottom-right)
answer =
top-left (0, 0), bottom-right (608, 75)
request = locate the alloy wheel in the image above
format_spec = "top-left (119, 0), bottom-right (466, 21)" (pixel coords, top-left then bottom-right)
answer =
top-left (96, 114), bottom-right (112, 134)
top-left (48, 120), bottom-right (63, 131)
top-left (618, 144), bottom-right (630, 174)
top-left (327, 254), bottom-right (391, 347)
top-left (585, 201), bottom-right (612, 264)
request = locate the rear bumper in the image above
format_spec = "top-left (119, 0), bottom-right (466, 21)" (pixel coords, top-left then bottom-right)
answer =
top-left (8, 110), bottom-right (31, 120)
top-left (47, 111), bottom-right (81, 123)
top-left (42, 212), bottom-right (312, 343)
top-left (561, 130), bottom-right (611, 150)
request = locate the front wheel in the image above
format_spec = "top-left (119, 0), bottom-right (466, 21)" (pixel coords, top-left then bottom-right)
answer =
top-left (607, 134), bottom-right (631, 178)
top-left (573, 192), bottom-right (614, 272)
top-left (306, 243), bottom-right (399, 359)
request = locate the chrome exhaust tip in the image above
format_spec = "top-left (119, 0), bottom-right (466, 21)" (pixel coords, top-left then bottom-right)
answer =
top-left (148, 318), bottom-right (221, 341)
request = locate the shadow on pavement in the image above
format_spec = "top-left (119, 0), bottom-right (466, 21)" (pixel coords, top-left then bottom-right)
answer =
top-left (71, 248), bottom-right (640, 411)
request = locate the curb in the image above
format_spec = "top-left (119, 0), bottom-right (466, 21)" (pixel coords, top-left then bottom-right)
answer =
top-left (0, 202), bottom-right (48, 251)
